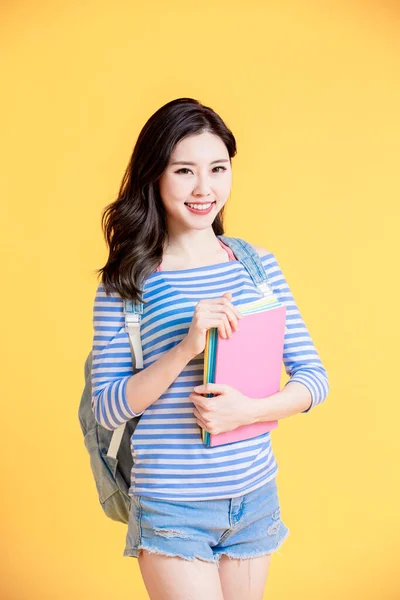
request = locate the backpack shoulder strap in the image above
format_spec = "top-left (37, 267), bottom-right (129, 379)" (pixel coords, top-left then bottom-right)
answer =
top-left (108, 298), bottom-right (144, 460)
top-left (217, 235), bottom-right (274, 297)
top-left (123, 298), bottom-right (144, 369)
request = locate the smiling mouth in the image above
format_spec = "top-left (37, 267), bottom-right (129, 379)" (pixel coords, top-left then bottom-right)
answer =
top-left (184, 201), bottom-right (216, 211)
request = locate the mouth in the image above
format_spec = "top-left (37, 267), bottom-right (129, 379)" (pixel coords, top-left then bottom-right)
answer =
top-left (184, 201), bottom-right (216, 215)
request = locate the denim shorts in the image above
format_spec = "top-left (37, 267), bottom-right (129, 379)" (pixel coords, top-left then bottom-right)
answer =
top-left (123, 476), bottom-right (289, 564)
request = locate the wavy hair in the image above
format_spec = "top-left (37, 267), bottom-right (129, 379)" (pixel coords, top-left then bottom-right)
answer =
top-left (96, 97), bottom-right (237, 303)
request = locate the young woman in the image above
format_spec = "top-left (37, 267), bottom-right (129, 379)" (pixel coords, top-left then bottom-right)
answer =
top-left (91, 97), bottom-right (329, 600)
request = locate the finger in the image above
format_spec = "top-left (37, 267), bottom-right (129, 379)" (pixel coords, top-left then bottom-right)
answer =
top-left (212, 296), bottom-right (239, 312)
top-left (220, 312), bottom-right (232, 338)
top-left (191, 394), bottom-right (209, 408)
top-left (221, 294), bottom-right (243, 320)
top-left (193, 407), bottom-right (210, 428)
top-left (215, 313), bottom-right (230, 339)
top-left (192, 395), bottom-right (216, 411)
top-left (199, 296), bottom-right (242, 318)
top-left (199, 313), bottom-right (227, 339)
top-left (206, 305), bottom-right (238, 331)
top-left (194, 383), bottom-right (227, 395)
top-left (218, 298), bottom-right (243, 321)
top-left (197, 317), bottom-right (231, 337)
top-left (194, 407), bottom-right (209, 422)
top-left (195, 417), bottom-right (209, 431)
top-left (198, 315), bottom-right (231, 339)
top-left (220, 294), bottom-right (243, 320)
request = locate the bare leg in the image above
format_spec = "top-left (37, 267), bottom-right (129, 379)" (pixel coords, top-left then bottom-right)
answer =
top-left (218, 554), bottom-right (272, 600)
top-left (138, 550), bottom-right (225, 600)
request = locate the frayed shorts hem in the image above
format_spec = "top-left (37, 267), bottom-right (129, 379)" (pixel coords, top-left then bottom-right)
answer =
top-left (213, 527), bottom-right (290, 562)
top-left (123, 543), bottom-right (218, 564)
top-left (123, 527), bottom-right (289, 564)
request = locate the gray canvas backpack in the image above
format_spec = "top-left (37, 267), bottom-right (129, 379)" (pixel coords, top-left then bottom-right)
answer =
top-left (78, 236), bottom-right (275, 524)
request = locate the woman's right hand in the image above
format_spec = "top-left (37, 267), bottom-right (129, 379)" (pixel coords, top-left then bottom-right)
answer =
top-left (180, 292), bottom-right (243, 358)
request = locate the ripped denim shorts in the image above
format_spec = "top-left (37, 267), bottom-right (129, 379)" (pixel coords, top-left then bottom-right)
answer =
top-left (123, 476), bottom-right (289, 564)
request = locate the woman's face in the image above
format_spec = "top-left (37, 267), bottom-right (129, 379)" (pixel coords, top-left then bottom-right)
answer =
top-left (158, 131), bottom-right (232, 234)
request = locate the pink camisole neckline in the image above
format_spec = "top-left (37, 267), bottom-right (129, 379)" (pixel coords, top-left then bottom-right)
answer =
top-left (156, 238), bottom-right (236, 272)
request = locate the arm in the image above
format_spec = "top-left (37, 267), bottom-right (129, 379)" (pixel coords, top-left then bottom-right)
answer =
top-left (91, 283), bottom-right (194, 431)
top-left (251, 245), bottom-right (330, 419)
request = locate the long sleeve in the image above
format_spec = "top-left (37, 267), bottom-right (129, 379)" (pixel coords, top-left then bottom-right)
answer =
top-left (261, 252), bottom-right (330, 413)
top-left (91, 283), bottom-right (144, 431)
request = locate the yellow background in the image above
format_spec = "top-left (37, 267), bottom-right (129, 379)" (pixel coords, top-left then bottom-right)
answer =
top-left (1, 1), bottom-right (399, 598)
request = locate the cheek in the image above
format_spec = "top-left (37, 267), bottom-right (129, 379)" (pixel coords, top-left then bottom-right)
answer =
top-left (220, 172), bottom-right (233, 195)
top-left (159, 174), bottom-right (189, 201)
top-left (211, 173), bottom-right (232, 203)
top-left (158, 175), bottom-right (171, 200)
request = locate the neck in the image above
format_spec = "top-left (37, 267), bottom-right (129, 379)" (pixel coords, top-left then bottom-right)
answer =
top-left (163, 228), bottom-right (221, 259)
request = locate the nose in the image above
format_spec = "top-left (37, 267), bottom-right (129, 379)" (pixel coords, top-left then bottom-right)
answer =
top-left (193, 173), bottom-right (211, 197)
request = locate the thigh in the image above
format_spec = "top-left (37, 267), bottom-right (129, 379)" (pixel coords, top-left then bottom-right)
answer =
top-left (218, 554), bottom-right (272, 600)
top-left (138, 551), bottom-right (224, 600)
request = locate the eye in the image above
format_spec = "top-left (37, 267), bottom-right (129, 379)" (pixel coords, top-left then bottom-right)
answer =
top-left (174, 166), bottom-right (227, 174)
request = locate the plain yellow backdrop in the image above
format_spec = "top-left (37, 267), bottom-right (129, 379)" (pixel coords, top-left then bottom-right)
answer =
top-left (1, 1), bottom-right (399, 598)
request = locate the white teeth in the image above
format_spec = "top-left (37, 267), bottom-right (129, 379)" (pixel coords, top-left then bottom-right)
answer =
top-left (186, 203), bottom-right (213, 210)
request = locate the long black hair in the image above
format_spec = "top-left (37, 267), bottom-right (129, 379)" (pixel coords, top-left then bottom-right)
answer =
top-left (96, 97), bottom-right (237, 303)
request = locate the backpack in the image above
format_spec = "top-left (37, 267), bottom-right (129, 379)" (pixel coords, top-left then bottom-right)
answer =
top-left (78, 236), bottom-right (275, 524)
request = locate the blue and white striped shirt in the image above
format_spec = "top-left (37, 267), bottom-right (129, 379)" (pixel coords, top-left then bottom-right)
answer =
top-left (91, 250), bottom-right (329, 500)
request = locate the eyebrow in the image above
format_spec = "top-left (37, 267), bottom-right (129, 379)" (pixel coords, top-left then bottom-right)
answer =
top-left (169, 159), bottom-right (230, 166)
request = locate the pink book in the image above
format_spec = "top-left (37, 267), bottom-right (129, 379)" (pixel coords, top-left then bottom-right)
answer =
top-left (202, 302), bottom-right (287, 447)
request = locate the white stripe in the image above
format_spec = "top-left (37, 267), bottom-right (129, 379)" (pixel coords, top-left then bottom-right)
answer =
top-left (131, 464), bottom-right (277, 495)
top-left (137, 448), bottom-right (271, 464)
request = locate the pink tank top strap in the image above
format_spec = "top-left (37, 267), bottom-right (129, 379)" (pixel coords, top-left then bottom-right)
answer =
top-left (217, 238), bottom-right (236, 261)
top-left (156, 238), bottom-right (236, 272)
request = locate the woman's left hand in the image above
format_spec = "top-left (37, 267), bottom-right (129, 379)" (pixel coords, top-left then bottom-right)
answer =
top-left (190, 383), bottom-right (254, 435)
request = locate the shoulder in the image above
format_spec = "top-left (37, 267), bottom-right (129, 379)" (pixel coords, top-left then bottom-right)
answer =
top-left (247, 244), bottom-right (288, 290)
top-left (249, 243), bottom-right (273, 259)
top-left (93, 281), bottom-right (124, 308)
top-left (247, 243), bottom-right (281, 276)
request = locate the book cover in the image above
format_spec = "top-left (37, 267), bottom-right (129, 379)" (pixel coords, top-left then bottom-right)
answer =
top-left (202, 298), bottom-right (287, 447)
